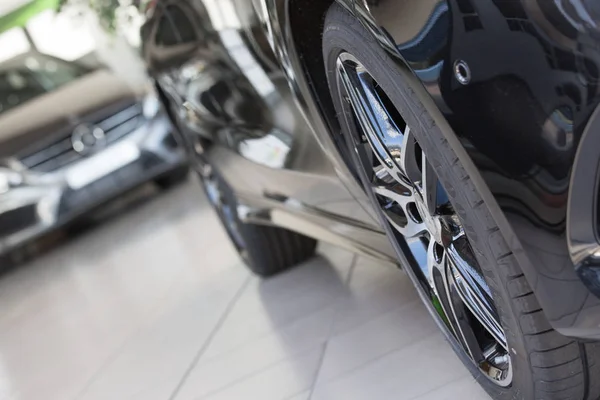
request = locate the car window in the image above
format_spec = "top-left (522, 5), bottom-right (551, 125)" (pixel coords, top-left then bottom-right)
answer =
top-left (155, 14), bottom-right (179, 46)
top-left (0, 55), bottom-right (88, 114)
top-left (166, 4), bottom-right (197, 43)
top-left (0, 69), bottom-right (44, 114)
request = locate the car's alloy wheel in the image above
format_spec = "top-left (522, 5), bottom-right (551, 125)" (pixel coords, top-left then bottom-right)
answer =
top-left (335, 52), bottom-right (512, 386)
top-left (200, 165), bottom-right (247, 253)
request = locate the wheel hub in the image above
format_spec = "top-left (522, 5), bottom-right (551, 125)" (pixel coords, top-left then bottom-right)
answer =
top-left (414, 193), bottom-right (442, 243)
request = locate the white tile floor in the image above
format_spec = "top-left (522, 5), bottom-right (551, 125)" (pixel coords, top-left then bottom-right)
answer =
top-left (0, 180), bottom-right (489, 400)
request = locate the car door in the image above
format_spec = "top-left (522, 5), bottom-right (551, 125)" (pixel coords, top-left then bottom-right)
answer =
top-left (142, 0), bottom-right (391, 251)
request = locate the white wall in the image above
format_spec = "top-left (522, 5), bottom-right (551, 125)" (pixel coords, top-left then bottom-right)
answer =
top-left (0, 6), bottom-right (149, 87)
top-left (0, 0), bottom-right (31, 16)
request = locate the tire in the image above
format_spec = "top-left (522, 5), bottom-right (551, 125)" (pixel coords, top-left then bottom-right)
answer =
top-left (199, 166), bottom-right (317, 277)
top-left (322, 3), bottom-right (600, 399)
top-left (154, 165), bottom-right (190, 189)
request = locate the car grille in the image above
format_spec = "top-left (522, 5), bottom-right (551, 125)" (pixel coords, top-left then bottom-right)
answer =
top-left (17, 103), bottom-right (145, 173)
top-left (57, 154), bottom-right (163, 215)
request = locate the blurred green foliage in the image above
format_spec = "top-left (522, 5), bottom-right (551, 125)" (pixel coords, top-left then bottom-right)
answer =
top-left (57, 0), bottom-right (143, 32)
top-left (0, 0), bottom-right (59, 33)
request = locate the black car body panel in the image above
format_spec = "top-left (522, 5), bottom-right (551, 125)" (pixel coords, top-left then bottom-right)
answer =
top-left (141, 0), bottom-right (396, 261)
top-left (141, 0), bottom-right (600, 338)
top-left (345, 0), bottom-right (600, 339)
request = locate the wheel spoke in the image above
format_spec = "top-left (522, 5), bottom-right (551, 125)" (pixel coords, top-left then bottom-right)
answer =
top-left (336, 57), bottom-right (405, 183)
top-left (372, 162), bottom-right (413, 193)
top-left (420, 154), bottom-right (438, 215)
top-left (393, 215), bottom-right (427, 238)
top-left (398, 126), bottom-right (420, 184)
top-left (445, 267), bottom-right (487, 361)
top-left (373, 182), bottom-right (427, 238)
top-left (427, 240), bottom-right (484, 362)
top-left (373, 184), bottom-right (413, 207)
top-left (380, 203), bottom-right (426, 238)
top-left (446, 238), bottom-right (508, 350)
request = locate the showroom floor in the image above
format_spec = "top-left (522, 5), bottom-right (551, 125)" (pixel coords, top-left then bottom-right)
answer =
top-left (0, 178), bottom-right (489, 400)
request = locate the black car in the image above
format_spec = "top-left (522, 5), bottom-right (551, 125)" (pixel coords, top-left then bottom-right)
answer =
top-left (141, 1), bottom-right (600, 399)
top-left (0, 52), bottom-right (187, 257)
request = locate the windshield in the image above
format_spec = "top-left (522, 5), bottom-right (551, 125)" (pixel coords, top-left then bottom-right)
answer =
top-left (0, 54), bottom-right (89, 115)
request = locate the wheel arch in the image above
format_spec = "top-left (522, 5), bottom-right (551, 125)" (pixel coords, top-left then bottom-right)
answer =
top-left (568, 104), bottom-right (600, 297)
top-left (286, 0), bottom-right (343, 158)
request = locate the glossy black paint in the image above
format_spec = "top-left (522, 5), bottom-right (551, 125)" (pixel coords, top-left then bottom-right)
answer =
top-left (140, 0), bottom-right (600, 338)
top-left (345, 0), bottom-right (600, 338)
top-left (140, 0), bottom-right (396, 261)
top-left (569, 105), bottom-right (600, 296)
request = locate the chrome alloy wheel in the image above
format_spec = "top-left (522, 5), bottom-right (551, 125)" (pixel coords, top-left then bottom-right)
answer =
top-left (335, 52), bottom-right (512, 386)
top-left (200, 166), bottom-right (247, 252)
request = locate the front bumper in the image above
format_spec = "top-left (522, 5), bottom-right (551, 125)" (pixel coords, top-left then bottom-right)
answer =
top-left (0, 113), bottom-right (185, 254)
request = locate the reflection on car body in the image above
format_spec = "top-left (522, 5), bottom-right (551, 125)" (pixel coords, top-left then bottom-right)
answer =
top-left (143, 0), bottom-right (385, 242)
top-left (141, 1), bottom-right (600, 398)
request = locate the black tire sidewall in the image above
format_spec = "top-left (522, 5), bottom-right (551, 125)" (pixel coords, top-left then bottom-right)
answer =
top-left (322, 5), bottom-right (531, 399)
top-left (198, 168), bottom-right (316, 277)
top-left (155, 165), bottom-right (190, 189)
top-left (213, 172), bottom-right (280, 275)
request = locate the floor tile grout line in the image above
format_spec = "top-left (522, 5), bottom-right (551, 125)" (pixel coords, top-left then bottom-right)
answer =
top-left (191, 255), bottom-right (360, 400)
top-left (191, 341), bottom-right (329, 400)
top-left (324, 287), bottom-right (421, 343)
top-left (71, 263), bottom-right (192, 400)
top-left (344, 254), bottom-right (359, 287)
top-left (193, 252), bottom-right (360, 365)
top-left (179, 254), bottom-right (361, 400)
top-left (315, 297), bottom-right (424, 384)
top-left (307, 254), bottom-right (358, 400)
top-left (312, 330), bottom-right (442, 392)
top-left (195, 295), bottom-right (337, 363)
top-left (195, 301), bottom-right (335, 366)
top-left (305, 342), bottom-right (330, 400)
top-left (403, 373), bottom-right (479, 400)
top-left (167, 274), bottom-right (253, 400)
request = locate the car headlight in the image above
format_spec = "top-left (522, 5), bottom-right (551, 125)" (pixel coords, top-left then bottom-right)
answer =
top-left (143, 91), bottom-right (161, 119)
top-left (0, 168), bottom-right (24, 194)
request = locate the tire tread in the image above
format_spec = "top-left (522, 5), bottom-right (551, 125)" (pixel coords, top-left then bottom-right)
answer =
top-left (208, 169), bottom-right (317, 278)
